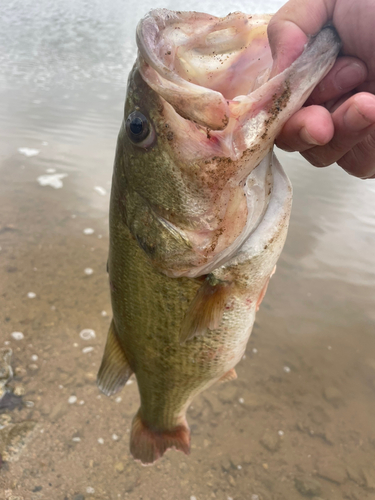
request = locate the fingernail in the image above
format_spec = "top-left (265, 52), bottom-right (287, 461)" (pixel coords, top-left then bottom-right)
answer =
top-left (344, 101), bottom-right (375, 130)
top-left (299, 127), bottom-right (322, 146)
top-left (335, 63), bottom-right (366, 91)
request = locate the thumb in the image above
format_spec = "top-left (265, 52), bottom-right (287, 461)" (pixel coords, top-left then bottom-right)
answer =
top-left (267, 0), bottom-right (336, 77)
top-left (267, 20), bottom-right (308, 77)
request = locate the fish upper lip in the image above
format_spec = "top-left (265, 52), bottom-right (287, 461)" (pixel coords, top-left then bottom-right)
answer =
top-left (136, 10), bottom-right (273, 131)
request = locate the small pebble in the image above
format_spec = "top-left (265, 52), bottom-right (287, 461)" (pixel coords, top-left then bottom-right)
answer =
top-left (14, 384), bottom-right (25, 396)
top-left (83, 228), bottom-right (94, 235)
top-left (86, 487), bottom-right (95, 494)
top-left (126, 379), bottom-right (133, 385)
top-left (101, 310), bottom-right (108, 317)
top-left (80, 329), bottom-right (96, 340)
top-left (68, 396), bottom-right (77, 404)
top-left (251, 496), bottom-right (259, 500)
top-left (252, 348), bottom-right (258, 354)
top-left (98, 438), bottom-right (104, 444)
top-left (190, 496), bottom-right (197, 500)
top-left (115, 462), bottom-right (124, 472)
top-left (328, 345), bottom-right (332, 350)
top-left (98, 234), bottom-right (103, 239)
top-left (239, 398), bottom-right (244, 404)
top-left (25, 400), bottom-right (34, 407)
top-left (82, 347), bottom-right (94, 354)
top-left (112, 434), bottom-right (119, 441)
top-left (27, 292), bottom-right (36, 299)
top-left (31, 354), bottom-right (38, 361)
top-left (79, 400), bottom-right (85, 405)
top-left (115, 397), bottom-right (122, 403)
top-left (71, 214), bottom-right (77, 219)
top-left (283, 366), bottom-right (291, 373)
top-left (237, 465), bottom-right (242, 470)
top-left (84, 268), bottom-right (94, 275)
top-left (278, 430), bottom-right (284, 436)
top-left (11, 332), bottom-right (24, 340)
top-left (72, 437), bottom-right (81, 442)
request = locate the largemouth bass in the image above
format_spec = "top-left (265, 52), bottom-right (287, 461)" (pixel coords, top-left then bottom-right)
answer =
top-left (97, 9), bottom-right (340, 465)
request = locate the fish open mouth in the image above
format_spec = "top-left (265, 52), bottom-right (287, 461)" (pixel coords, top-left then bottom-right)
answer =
top-left (137, 10), bottom-right (340, 163)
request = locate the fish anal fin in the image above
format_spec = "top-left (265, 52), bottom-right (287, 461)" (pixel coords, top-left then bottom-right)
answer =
top-left (180, 277), bottom-right (232, 343)
top-left (219, 368), bottom-right (237, 383)
top-left (97, 320), bottom-right (133, 396)
top-left (130, 410), bottom-right (190, 465)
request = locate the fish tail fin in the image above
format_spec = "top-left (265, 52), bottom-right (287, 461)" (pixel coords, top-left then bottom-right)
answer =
top-left (130, 410), bottom-right (190, 465)
top-left (97, 319), bottom-right (133, 396)
top-left (180, 275), bottom-right (233, 343)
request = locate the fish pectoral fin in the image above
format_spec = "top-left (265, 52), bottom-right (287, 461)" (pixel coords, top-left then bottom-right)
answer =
top-left (130, 410), bottom-right (190, 465)
top-left (97, 320), bottom-right (133, 396)
top-left (180, 276), bottom-right (232, 344)
top-left (219, 368), bottom-right (237, 383)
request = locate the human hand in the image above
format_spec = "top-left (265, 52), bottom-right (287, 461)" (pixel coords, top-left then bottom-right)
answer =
top-left (268, 0), bottom-right (375, 179)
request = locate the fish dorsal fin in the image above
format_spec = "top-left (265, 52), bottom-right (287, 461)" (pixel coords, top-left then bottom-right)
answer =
top-left (97, 320), bottom-right (133, 396)
top-left (180, 276), bottom-right (232, 343)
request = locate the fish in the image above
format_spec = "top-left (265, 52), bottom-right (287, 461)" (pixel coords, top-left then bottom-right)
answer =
top-left (97, 9), bottom-right (340, 465)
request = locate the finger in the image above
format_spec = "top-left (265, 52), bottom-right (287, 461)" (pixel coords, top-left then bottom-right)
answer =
top-left (306, 57), bottom-right (367, 105)
top-left (337, 130), bottom-right (375, 178)
top-left (276, 105), bottom-right (334, 152)
top-left (302, 93), bottom-right (375, 168)
top-left (268, 0), bottom-right (335, 76)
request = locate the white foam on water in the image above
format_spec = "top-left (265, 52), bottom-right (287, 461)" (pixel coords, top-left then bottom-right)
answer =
top-left (18, 147), bottom-right (40, 157)
top-left (37, 173), bottom-right (67, 189)
top-left (94, 186), bottom-right (107, 196)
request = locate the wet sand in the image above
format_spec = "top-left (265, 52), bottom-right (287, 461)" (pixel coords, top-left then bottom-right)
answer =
top-left (1, 1), bottom-right (375, 499)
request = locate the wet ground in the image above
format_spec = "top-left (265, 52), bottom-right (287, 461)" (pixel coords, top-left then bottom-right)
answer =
top-left (1, 1), bottom-right (375, 499)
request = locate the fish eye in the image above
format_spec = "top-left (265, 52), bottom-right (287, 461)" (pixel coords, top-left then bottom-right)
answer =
top-left (126, 111), bottom-right (153, 146)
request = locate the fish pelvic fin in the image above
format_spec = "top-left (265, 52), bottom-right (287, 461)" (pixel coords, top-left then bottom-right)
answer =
top-left (180, 275), bottom-right (232, 344)
top-left (130, 410), bottom-right (190, 465)
top-left (96, 319), bottom-right (133, 396)
top-left (219, 368), bottom-right (237, 383)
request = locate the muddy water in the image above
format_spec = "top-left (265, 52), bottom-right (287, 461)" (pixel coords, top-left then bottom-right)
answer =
top-left (1, 1), bottom-right (375, 499)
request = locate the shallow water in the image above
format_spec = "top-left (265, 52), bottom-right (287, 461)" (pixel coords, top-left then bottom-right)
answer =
top-left (1, 1), bottom-right (375, 499)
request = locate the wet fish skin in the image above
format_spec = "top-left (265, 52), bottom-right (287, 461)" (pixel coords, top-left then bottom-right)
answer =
top-left (97, 10), bottom-right (340, 465)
